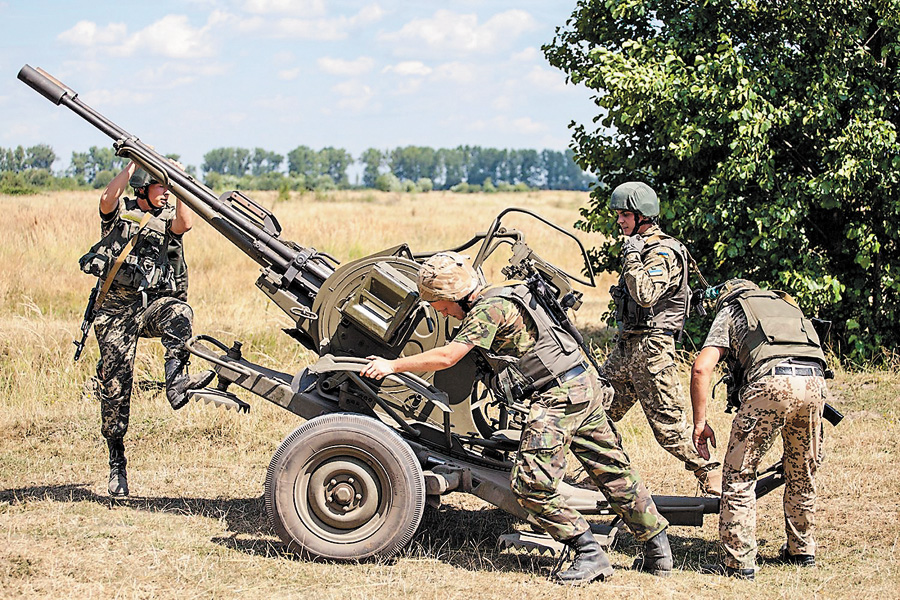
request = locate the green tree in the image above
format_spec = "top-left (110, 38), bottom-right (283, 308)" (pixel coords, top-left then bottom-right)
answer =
top-left (318, 147), bottom-right (353, 187)
top-left (202, 147), bottom-right (250, 176)
top-left (545, 0), bottom-right (900, 360)
top-left (250, 148), bottom-right (284, 176)
top-left (26, 144), bottom-right (56, 170)
top-left (360, 148), bottom-right (384, 188)
top-left (287, 145), bottom-right (318, 180)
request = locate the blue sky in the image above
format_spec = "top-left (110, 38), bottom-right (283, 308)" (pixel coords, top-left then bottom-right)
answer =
top-left (0, 1), bottom-right (600, 173)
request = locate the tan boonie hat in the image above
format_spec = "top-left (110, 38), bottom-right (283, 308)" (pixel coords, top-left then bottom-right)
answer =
top-left (417, 252), bottom-right (478, 302)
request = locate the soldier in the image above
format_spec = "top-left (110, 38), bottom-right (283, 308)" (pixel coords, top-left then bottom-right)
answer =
top-left (601, 181), bottom-right (721, 495)
top-left (361, 252), bottom-right (673, 583)
top-left (691, 279), bottom-right (829, 580)
top-left (81, 160), bottom-right (214, 497)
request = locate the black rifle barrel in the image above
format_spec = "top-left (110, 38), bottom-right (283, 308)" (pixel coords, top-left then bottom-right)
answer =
top-left (17, 64), bottom-right (302, 274)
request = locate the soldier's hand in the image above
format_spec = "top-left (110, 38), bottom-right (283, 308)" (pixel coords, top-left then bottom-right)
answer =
top-left (621, 235), bottom-right (645, 258)
top-left (693, 422), bottom-right (717, 460)
top-left (361, 356), bottom-right (395, 380)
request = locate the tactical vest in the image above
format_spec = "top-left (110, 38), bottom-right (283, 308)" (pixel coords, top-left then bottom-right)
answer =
top-left (473, 283), bottom-right (584, 396)
top-left (731, 289), bottom-right (827, 383)
top-left (613, 232), bottom-right (690, 333)
top-left (79, 197), bottom-right (186, 294)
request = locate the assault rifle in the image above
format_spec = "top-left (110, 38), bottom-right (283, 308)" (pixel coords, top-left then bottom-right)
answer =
top-left (73, 279), bottom-right (101, 361)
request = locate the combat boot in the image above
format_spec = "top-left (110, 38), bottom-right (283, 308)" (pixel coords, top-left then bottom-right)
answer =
top-left (555, 530), bottom-right (614, 584)
top-left (107, 437), bottom-right (128, 497)
top-left (695, 465), bottom-right (722, 496)
top-left (700, 562), bottom-right (755, 580)
top-left (632, 528), bottom-right (674, 577)
top-left (774, 544), bottom-right (815, 567)
top-left (164, 358), bottom-right (215, 410)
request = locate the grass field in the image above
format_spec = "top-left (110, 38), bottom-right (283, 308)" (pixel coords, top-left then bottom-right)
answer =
top-left (1, 189), bottom-right (898, 599)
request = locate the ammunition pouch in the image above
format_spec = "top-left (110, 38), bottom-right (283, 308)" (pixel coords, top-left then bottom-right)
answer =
top-left (79, 251), bottom-right (109, 278)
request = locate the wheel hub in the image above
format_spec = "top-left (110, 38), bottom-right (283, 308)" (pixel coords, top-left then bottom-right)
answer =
top-left (308, 457), bottom-right (380, 529)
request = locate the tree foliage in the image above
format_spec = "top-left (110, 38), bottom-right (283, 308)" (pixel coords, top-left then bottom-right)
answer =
top-left (545, 0), bottom-right (900, 361)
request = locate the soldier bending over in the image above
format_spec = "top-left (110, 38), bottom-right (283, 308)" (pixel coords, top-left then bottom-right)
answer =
top-left (691, 279), bottom-right (829, 580)
top-left (362, 252), bottom-right (672, 583)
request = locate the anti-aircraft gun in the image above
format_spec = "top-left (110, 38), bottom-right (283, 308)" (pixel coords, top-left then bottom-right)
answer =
top-left (20, 64), bottom-right (727, 561)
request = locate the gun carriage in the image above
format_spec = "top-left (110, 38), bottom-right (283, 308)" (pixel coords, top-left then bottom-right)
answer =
top-left (21, 64), bottom-right (822, 562)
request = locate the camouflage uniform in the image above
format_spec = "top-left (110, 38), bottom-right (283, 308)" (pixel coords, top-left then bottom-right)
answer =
top-left (454, 294), bottom-right (668, 543)
top-left (603, 224), bottom-right (715, 474)
top-left (703, 304), bottom-right (827, 569)
top-left (93, 200), bottom-right (194, 441)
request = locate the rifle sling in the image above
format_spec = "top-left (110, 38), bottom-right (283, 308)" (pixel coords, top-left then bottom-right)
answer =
top-left (94, 211), bottom-right (153, 308)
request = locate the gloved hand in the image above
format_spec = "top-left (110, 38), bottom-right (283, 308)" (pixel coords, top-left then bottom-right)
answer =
top-left (622, 235), bottom-right (646, 258)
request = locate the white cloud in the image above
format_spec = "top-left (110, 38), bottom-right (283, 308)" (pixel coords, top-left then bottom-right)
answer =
top-left (57, 14), bottom-right (217, 59)
top-left (248, 4), bottom-right (385, 41)
top-left (318, 56), bottom-right (375, 77)
top-left (278, 67), bottom-right (301, 80)
top-left (381, 61), bottom-right (432, 77)
top-left (525, 65), bottom-right (568, 93)
top-left (81, 89), bottom-right (154, 107)
top-left (57, 21), bottom-right (128, 47)
top-left (379, 9), bottom-right (537, 55)
top-left (432, 62), bottom-right (479, 84)
top-left (331, 80), bottom-right (374, 113)
top-left (242, 0), bottom-right (326, 16)
top-left (512, 47), bottom-right (540, 62)
top-left (466, 115), bottom-right (547, 135)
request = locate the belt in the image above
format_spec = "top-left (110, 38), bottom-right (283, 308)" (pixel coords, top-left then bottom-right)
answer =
top-left (772, 365), bottom-right (824, 377)
top-left (534, 362), bottom-right (589, 395)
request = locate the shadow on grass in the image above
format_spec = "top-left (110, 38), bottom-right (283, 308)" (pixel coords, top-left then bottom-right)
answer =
top-left (0, 482), bottom-right (720, 575)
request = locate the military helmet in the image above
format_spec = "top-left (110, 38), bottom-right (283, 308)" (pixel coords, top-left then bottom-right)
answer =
top-left (714, 278), bottom-right (760, 313)
top-left (129, 167), bottom-right (158, 190)
top-left (609, 181), bottom-right (659, 217)
top-left (417, 252), bottom-right (479, 302)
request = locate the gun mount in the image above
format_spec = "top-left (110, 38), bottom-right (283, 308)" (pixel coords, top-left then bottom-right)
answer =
top-left (22, 64), bottom-right (789, 562)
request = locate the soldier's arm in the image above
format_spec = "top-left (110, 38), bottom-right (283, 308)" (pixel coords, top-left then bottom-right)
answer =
top-left (99, 161), bottom-right (136, 216)
top-left (622, 245), bottom-right (681, 307)
top-left (361, 342), bottom-right (473, 380)
top-left (690, 345), bottom-right (726, 460)
top-left (168, 159), bottom-right (194, 235)
top-left (170, 196), bottom-right (195, 235)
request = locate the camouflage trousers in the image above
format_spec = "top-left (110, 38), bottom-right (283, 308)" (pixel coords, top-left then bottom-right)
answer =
top-left (94, 288), bottom-right (195, 440)
top-left (720, 373), bottom-right (827, 569)
top-left (510, 368), bottom-right (668, 543)
top-left (602, 331), bottom-right (715, 473)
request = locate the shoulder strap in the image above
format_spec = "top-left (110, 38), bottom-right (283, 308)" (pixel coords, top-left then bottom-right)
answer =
top-left (95, 211), bottom-right (153, 307)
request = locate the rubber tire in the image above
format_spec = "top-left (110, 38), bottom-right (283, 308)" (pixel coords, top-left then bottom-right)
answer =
top-left (265, 413), bottom-right (425, 561)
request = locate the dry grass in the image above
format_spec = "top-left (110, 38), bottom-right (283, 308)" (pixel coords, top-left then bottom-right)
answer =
top-left (1, 190), bottom-right (898, 599)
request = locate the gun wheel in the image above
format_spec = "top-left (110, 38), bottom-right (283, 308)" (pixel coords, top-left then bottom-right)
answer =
top-left (265, 413), bottom-right (425, 561)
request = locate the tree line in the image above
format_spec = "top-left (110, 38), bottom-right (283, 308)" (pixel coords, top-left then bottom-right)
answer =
top-left (0, 143), bottom-right (594, 194)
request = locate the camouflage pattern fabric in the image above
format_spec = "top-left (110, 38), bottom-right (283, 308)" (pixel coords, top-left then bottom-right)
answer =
top-left (703, 302), bottom-right (828, 569)
top-left (618, 225), bottom-right (680, 310)
top-left (602, 331), bottom-right (715, 473)
top-left (510, 369), bottom-right (668, 542)
top-left (94, 286), bottom-right (195, 440)
top-left (603, 224), bottom-right (713, 473)
top-left (719, 375), bottom-right (827, 569)
top-left (455, 291), bottom-right (667, 543)
top-left (453, 295), bottom-right (538, 356)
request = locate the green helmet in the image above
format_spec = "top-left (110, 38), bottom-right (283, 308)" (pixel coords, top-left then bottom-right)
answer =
top-left (417, 252), bottom-right (479, 302)
top-left (609, 182), bottom-right (659, 217)
top-left (129, 167), bottom-right (158, 190)
top-left (714, 278), bottom-right (760, 313)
